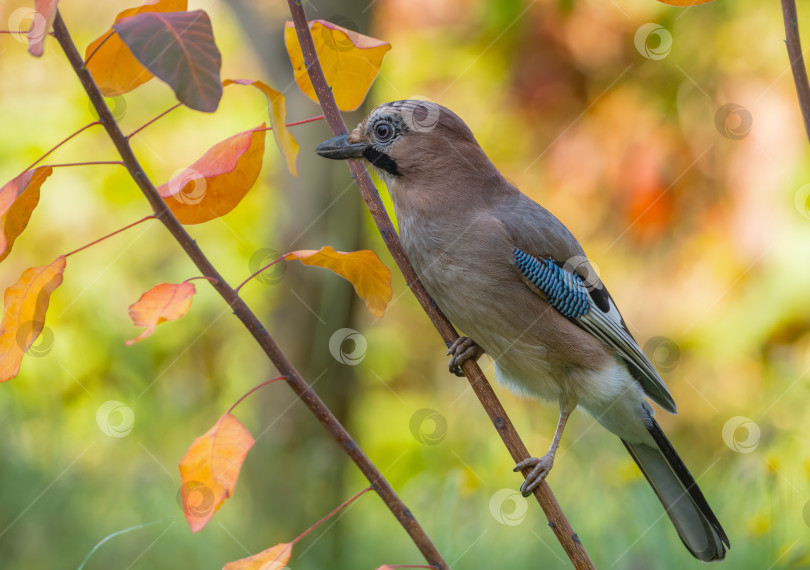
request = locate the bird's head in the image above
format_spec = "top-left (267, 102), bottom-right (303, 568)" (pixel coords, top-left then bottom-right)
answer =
top-left (315, 100), bottom-right (492, 187)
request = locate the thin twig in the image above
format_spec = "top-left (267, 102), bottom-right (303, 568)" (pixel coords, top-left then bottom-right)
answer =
top-left (127, 103), bottom-right (183, 139)
top-left (285, 2), bottom-right (594, 568)
top-left (234, 255), bottom-right (284, 292)
top-left (24, 120), bottom-right (101, 172)
top-left (64, 215), bottom-right (156, 257)
top-left (227, 376), bottom-right (287, 415)
top-left (82, 31), bottom-right (114, 68)
top-left (782, 0), bottom-right (810, 144)
top-left (49, 160), bottom-right (124, 168)
top-left (51, 11), bottom-right (449, 570)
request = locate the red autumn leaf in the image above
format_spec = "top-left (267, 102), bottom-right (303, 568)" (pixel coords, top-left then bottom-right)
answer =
top-left (0, 167), bottom-right (53, 263)
top-left (126, 282), bottom-right (196, 345)
top-left (223, 79), bottom-right (299, 176)
top-left (223, 542), bottom-right (293, 570)
top-left (85, 0), bottom-right (188, 96)
top-left (157, 126), bottom-right (265, 224)
top-left (284, 247), bottom-right (392, 318)
top-left (179, 413), bottom-right (254, 532)
top-left (114, 10), bottom-right (222, 112)
top-left (284, 20), bottom-right (391, 111)
top-left (27, 0), bottom-right (59, 57)
top-left (0, 256), bottom-right (66, 382)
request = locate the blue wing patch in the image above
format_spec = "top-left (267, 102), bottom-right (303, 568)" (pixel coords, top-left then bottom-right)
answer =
top-left (513, 248), bottom-right (590, 319)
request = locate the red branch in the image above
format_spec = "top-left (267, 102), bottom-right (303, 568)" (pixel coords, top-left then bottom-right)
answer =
top-left (25, 120), bottom-right (101, 172)
top-left (64, 215), bottom-right (156, 257)
top-left (226, 376), bottom-right (287, 415)
top-left (291, 487), bottom-right (373, 546)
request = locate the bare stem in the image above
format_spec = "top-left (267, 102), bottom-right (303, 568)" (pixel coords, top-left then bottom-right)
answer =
top-left (24, 120), bottom-right (101, 172)
top-left (49, 160), bottom-right (124, 168)
top-left (285, 2), bottom-right (594, 568)
top-left (127, 103), bottom-right (183, 139)
top-left (234, 256), bottom-right (285, 292)
top-left (183, 275), bottom-right (218, 285)
top-left (291, 487), bottom-right (373, 546)
top-left (82, 32), bottom-right (113, 68)
top-left (64, 215), bottom-right (156, 257)
top-left (254, 115), bottom-right (326, 133)
top-left (782, 0), bottom-right (810, 144)
top-left (51, 10), bottom-right (448, 570)
top-left (227, 376), bottom-right (287, 415)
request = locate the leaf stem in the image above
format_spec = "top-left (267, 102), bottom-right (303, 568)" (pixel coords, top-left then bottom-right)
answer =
top-left (127, 103), bottom-right (183, 139)
top-left (82, 32), bottom-right (114, 69)
top-left (254, 114), bottom-right (326, 132)
top-left (64, 215), bottom-right (156, 257)
top-left (24, 121), bottom-right (101, 172)
top-left (77, 519), bottom-right (170, 570)
top-left (234, 255), bottom-right (285, 293)
top-left (291, 487), bottom-right (373, 546)
top-left (226, 376), bottom-right (287, 415)
top-left (183, 275), bottom-right (218, 285)
top-left (48, 160), bottom-right (124, 168)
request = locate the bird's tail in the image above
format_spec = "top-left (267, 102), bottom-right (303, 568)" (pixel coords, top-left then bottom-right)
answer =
top-left (622, 418), bottom-right (730, 562)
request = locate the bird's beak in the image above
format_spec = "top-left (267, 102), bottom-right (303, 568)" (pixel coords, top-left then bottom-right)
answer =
top-left (315, 134), bottom-right (367, 160)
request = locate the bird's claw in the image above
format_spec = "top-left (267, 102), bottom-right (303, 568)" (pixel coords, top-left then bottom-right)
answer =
top-left (447, 337), bottom-right (484, 376)
top-left (514, 454), bottom-right (555, 497)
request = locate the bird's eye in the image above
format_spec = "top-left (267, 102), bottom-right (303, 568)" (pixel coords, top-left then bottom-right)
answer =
top-left (374, 122), bottom-right (394, 142)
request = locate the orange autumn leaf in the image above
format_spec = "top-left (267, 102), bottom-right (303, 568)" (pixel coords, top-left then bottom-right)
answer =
top-left (223, 79), bottom-right (299, 176)
top-left (85, 0), bottom-right (187, 96)
top-left (179, 413), bottom-right (254, 532)
top-left (284, 20), bottom-right (391, 111)
top-left (284, 247), bottom-right (392, 318)
top-left (126, 282), bottom-right (195, 345)
top-left (27, 0), bottom-right (59, 57)
top-left (0, 256), bottom-right (66, 382)
top-left (157, 126), bottom-right (265, 224)
top-left (126, 281), bottom-right (197, 346)
top-left (0, 167), bottom-right (53, 263)
top-left (223, 542), bottom-right (293, 570)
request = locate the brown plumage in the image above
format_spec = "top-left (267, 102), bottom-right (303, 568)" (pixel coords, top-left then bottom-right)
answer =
top-left (316, 100), bottom-right (729, 561)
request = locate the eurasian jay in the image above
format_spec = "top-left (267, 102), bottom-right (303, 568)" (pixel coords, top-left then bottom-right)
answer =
top-left (315, 100), bottom-right (729, 561)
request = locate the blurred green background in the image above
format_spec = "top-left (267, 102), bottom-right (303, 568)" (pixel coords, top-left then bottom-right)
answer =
top-left (2, 0), bottom-right (810, 568)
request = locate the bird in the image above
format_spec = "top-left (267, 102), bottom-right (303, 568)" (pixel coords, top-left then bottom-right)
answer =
top-left (315, 100), bottom-right (730, 561)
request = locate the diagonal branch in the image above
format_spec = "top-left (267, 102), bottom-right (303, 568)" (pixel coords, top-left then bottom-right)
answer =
top-left (782, 0), bottom-right (810, 144)
top-left (285, 3), bottom-right (594, 569)
top-left (51, 11), bottom-right (448, 570)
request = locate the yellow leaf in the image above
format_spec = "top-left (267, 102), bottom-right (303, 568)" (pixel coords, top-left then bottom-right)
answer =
top-left (284, 20), bottom-right (391, 111)
top-left (126, 282), bottom-right (196, 345)
top-left (223, 542), bottom-right (293, 570)
top-left (157, 126), bottom-right (265, 224)
top-left (284, 247), bottom-right (392, 318)
top-left (85, 0), bottom-right (187, 96)
top-left (0, 167), bottom-right (53, 263)
top-left (223, 79), bottom-right (299, 176)
top-left (0, 256), bottom-right (66, 382)
top-left (179, 413), bottom-right (255, 532)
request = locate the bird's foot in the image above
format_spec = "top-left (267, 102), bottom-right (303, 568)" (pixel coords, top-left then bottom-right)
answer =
top-left (514, 453), bottom-right (555, 497)
top-left (447, 337), bottom-right (484, 377)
